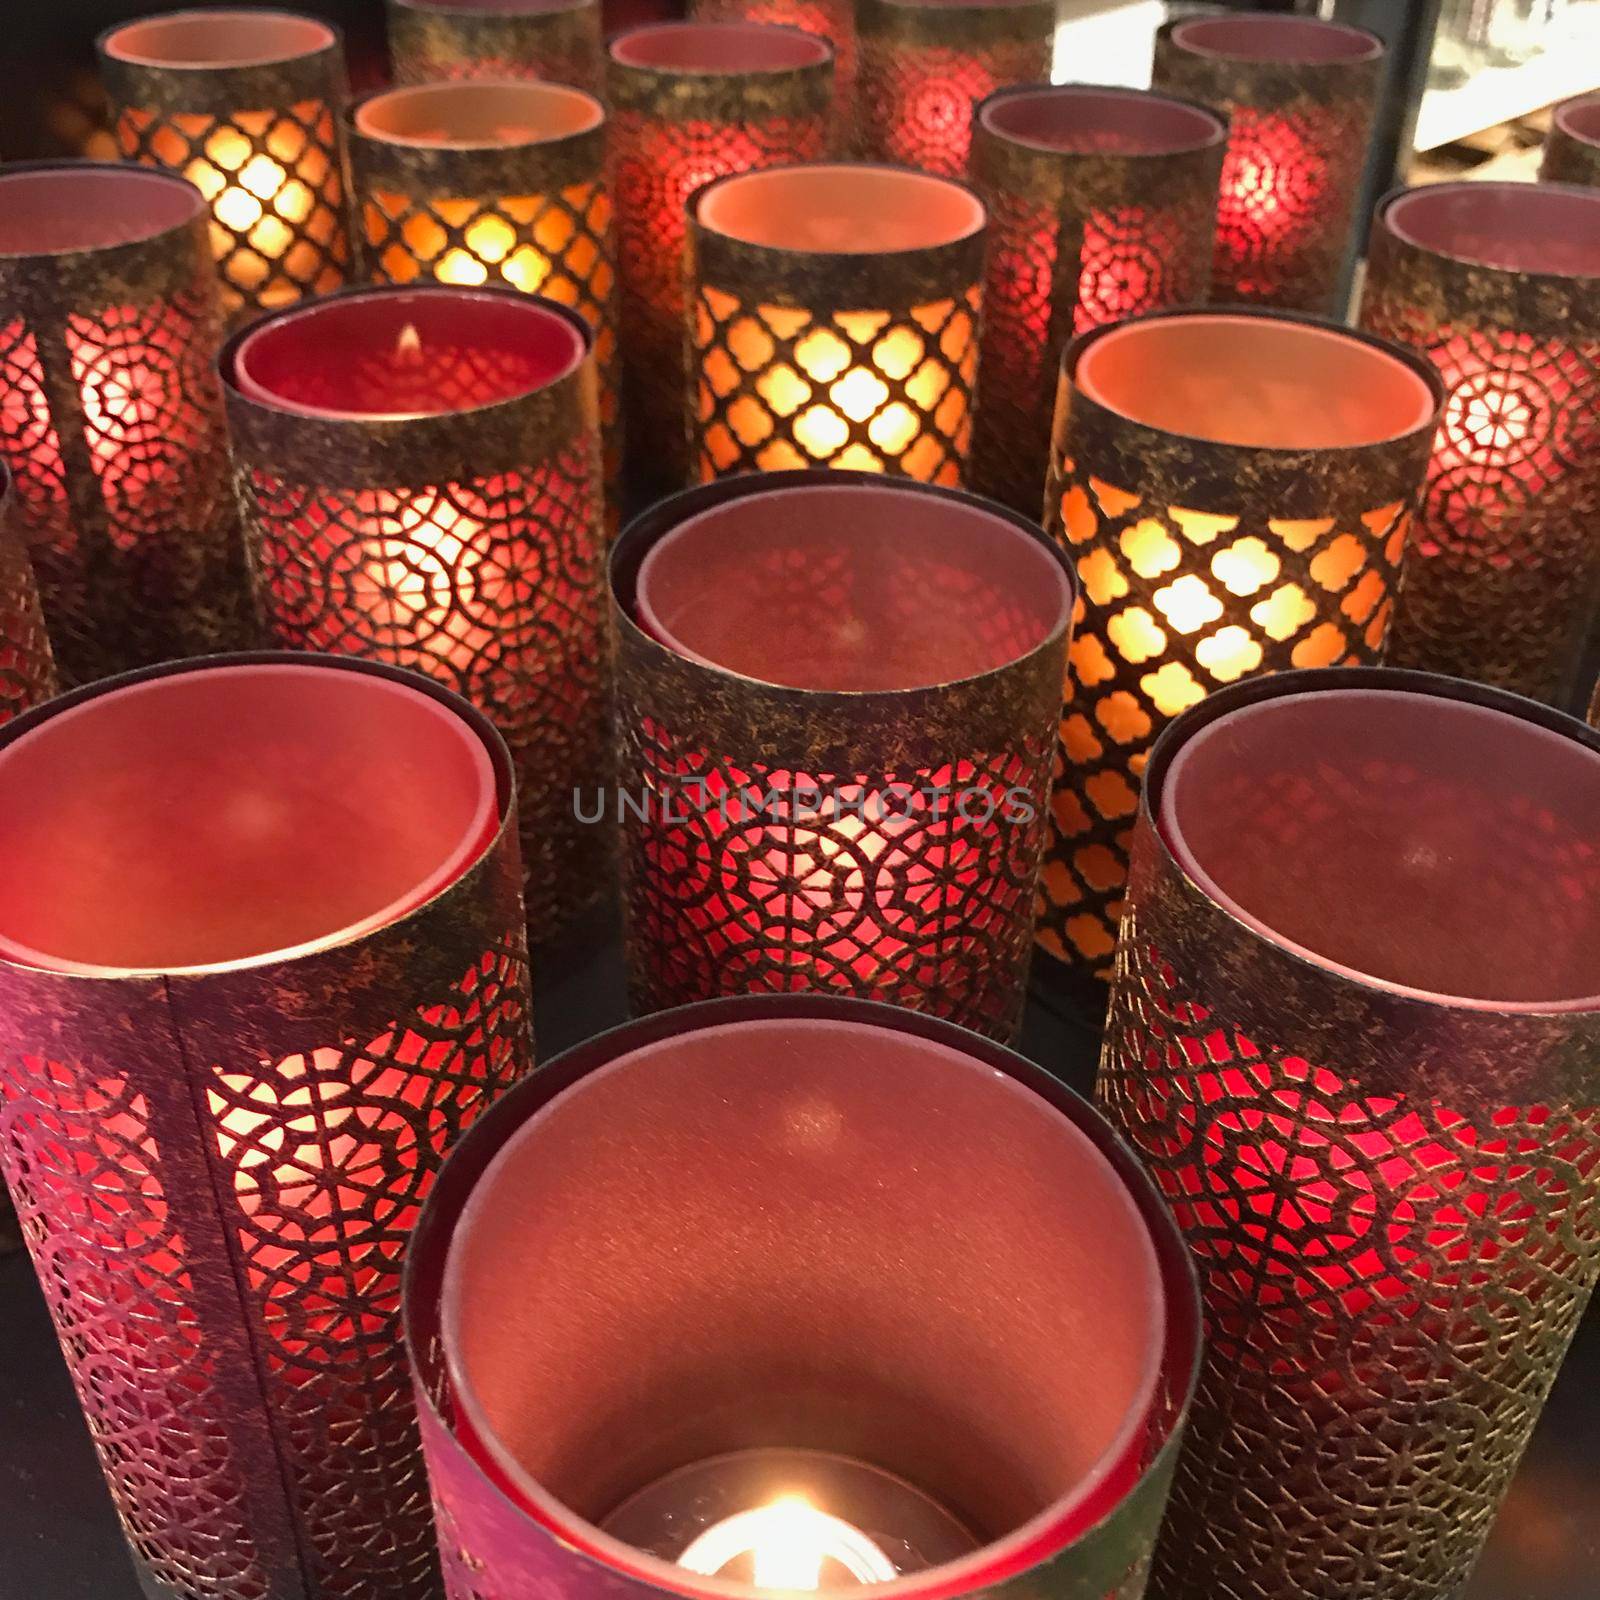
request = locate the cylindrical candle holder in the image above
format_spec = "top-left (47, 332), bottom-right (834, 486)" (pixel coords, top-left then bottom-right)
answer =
top-left (688, 163), bottom-right (985, 483)
top-left (0, 466), bottom-right (57, 726)
top-left (855, 0), bottom-right (1056, 180)
top-left (348, 80), bottom-right (621, 510)
top-left (608, 22), bottom-right (835, 496)
top-left (406, 994), bottom-right (1202, 1600)
top-left (1037, 310), bottom-right (1441, 979)
top-left (0, 652), bottom-right (532, 1600)
top-left (613, 471), bottom-right (1072, 1039)
top-left (1151, 13), bottom-right (1383, 314)
top-left (690, 0), bottom-right (858, 129)
top-left (1542, 94), bottom-right (1600, 187)
top-left (222, 285), bottom-right (610, 935)
top-left (0, 162), bottom-right (255, 687)
top-left (1359, 182), bottom-right (1600, 705)
top-left (387, 0), bottom-right (605, 94)
top-left (99, 9), bottom-right (354, 322)
top-left (1099, 667), bottom-right (1600, 1600)
top-left (970, 84), bottom-right (1227, 518)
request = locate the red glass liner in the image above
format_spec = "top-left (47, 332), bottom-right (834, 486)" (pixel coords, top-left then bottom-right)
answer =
top-left (0, 653), bottom-right (533, 1600)
top-left (1100, 667), bottom-right (1600, 1600)
top-left (691, 0), bottom-right (859, 127)
top-left (404, 996), bottom-right (1202, 1600)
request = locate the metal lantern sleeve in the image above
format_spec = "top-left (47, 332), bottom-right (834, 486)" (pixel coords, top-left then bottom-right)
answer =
top-left (405, 995), bottom-right (1201, 1600)
top-left (1099, 667), bottom-right (1600, 1600)
top-left (607, 23), bottom-right (834, 497)
top-left (855, 0), bottom-right (1055, 180)
top-left (222, 285), bottom-right (611, 935)
top-left (613, 471), bottom-right (1072, 1040)
top-left (1151, 13), bottom-right (1383, 314)
top-left (688, 163), bottom-right (986, 483)
top-left (0, 466), bottom-right (56, 724)
top-left (1359, 181), bottom-right (1600, 705)
top-left (1543, 94), bottom-right (1600, 187)
top-left (0, 653), bottom-right (533, 1600)
top-left (0, 162), bottom-right (256, 687)
top-left (970, 85), bottom-right (1226, 518)
top-left (386, 0), bottom-right (605, 94)
top-left (1037, 310), bottom-right (1441, 980)
top-left (691, 0), bottom-right (859, 129)
top-left (98, 8), bottom-right (354, 322)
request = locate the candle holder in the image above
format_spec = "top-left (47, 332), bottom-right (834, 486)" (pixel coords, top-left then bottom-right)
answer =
top-left (98, 8), bottom-right (354, 322)
top-left (1359, 182), bottom-right (1600, 705)
top-left (856, 0), bottom-right (1055, 180)
top-left (690, 0), bottom-right (858, 129)
top-left (1037, 310), bottom-right (1441, 980)
top-left (608, 23), bottom-right (834, 496)
top-left (0, 652), bottom-right (532, 1600)
top-left (406, 994), bottom-right (1201, 1600)
top-left (970, 85), bottom-right (1227, 518)
top-left (1151, 13), bottom-right (1383, 314)
top-left (1542, 94), bottom-right (1600, 187)
top-left (222, 285), bottom-right (610, 936)
top-left (386, 0), bottom-right (605, 94)
top-left (688, 163), bottom-right (985, 483)
top-left (1100, 667), bottom-right (1600, 1600)
top-left (613, 471), bottom-right (1072, 1039)
top-left (0, 162), bottom-right (256, 688)
top-left (0, 466), bottom-right (57, 726)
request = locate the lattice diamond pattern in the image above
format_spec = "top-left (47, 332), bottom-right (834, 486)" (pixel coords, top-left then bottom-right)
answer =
top-left (0, 523), bottom-right (54, 723)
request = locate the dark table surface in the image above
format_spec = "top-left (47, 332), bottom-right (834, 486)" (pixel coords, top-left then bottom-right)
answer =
top-left (2, 935), bottom-right (1597, 1600)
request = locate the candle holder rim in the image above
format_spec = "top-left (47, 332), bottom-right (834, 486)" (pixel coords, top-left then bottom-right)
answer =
top-left (0, 158), bottom-right (207, 261)
top-left (611, 471), bottom-right (1074, 701)
top-left (98, 5), bottom-right (340, 68)
top-left (1061, 304), bottom-right (1445, 454)
top-left (866, 0), bottom-right (1056, 17)
top-left (607, 18), bottom-right (834, 74)
top-left (404, 991), bottom-right (1203, 1600)
top-left (388, 0), bottom-right (593, 14)
top-left (0, 650), bottom-right (517, 982)
top-left (1166, 11), bottom-right (1383, 64)
top-left (976, 81), bottom-right (1228, 157)
top-left (350, 76), bottom-right (605, 147)
top-left (1553, 91), bottom-right (1600, 145)
top-left (1140, 666), bottom-right (1600, 1018)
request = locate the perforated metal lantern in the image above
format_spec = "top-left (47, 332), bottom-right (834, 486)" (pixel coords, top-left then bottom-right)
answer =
top-left (99, 8), bottom-right (354, 322)
top-left (691, 0), bottom-right (859, 129)
top-left (386, 0), bottom-right (605, 94)
top-left (1151, 13), bottom-right (1383, 315)
top-left (1359, 181), bottom-right (1600, 705)
top-left (1036, 309), bottom-right (1441, 980)
top-left (1542, 94), bottom-right (1600, 187)
top-left (0, 162), bottom-right (256, 688)
top-left (0, 466), bottom-right (55, 726)
top-left (1100, 667), bottom-right (1600, 1600)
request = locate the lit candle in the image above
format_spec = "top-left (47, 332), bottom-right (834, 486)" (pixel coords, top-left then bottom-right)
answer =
top-left (688, 164), bottom-right (986, 482)
top-left (98, 8), bottom-right (354, 321)
top-left (386, 0), bottom-right (606, 94)
top-left (1037, 309), bottom-right (1441, 978)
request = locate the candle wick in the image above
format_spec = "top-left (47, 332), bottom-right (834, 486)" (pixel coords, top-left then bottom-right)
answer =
top-left (396, 323), bottom-right (423, 363)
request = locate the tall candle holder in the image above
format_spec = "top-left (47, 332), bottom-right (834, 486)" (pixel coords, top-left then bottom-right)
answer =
top-left (1360, 182), bottom-right (1600, 705)
top-left (0, 162), bottom-right (255, 687)
top-left (0, 466), bottom-right (56, 725)
top-left (608, 22), bottom-right (834, 496)
top-left (856, 0), bottom-right (1055, 179)
top-left (1152, 13), bottom-right (1383, 314)
top-left (1100, 667), bottom-right (1600, 1600)
top-left (386, 0), bottom-right (605, 94)
top-left (1542, 94), bottom-right (1600, 187)
top-left (348, 80), bottom-right (621, 512)
top-left (222, 285), bottom-right (610, 935)
top-left (613, 471), bottom-right (1072, 1039)
top-left (0, 653), bottom-right (531, 1600)
top-left (690, 0), bottom-right (858, 129)
top-left (407, 994), bottom-right (1201, 1600)
top-left (1037, 309), bottom-right (1440, 980)
top-left (689, 163), bottom-right (985, 483)
top-left (970, 85), bottom-right (1226, 517)
top-left (99, 8), bottom-right (353, 322)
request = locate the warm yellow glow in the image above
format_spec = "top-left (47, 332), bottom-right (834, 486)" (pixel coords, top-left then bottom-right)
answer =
top-left (677, 1496), bottom-right (899, 1590)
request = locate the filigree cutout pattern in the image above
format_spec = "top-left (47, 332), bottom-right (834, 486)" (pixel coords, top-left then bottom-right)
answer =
top-left (0, 515), bottom-right (55, 723)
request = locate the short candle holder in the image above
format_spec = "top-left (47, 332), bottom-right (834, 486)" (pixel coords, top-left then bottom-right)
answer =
top-left (0, 465), bottom-right (56, 725)
top-left (99, 8), bottom-right (354, 321)
top-left (386, 0), bottom-right (605, 95)
top-left (688, 162), bottom-right (986, 483)
top-left (1152, 12), bottom-right (1383, 314)
top-left (1100, 667), bottom-right (1600, 1600)
top-left (855, 0), bottom-right (1056, 179)
top-left (691, 0), bottom-right (858, 129)
top-left (1359, 181), bottom-right (1600, 704)
top-left (0, 653), bottom-right (532, 1600)
top-left (613, 470), bottom-right (1072, 1039)
top-left (406, 994), bottom-right (1201, 1600)
top-left (970, 84), bottom-right (1226, 518)
top-left (222, 284), bottom-right (611, 935)
top-left (1037, 309), bottom-right (1441, 980)
top-left (608, 22), bottom-right (834, 496)
top-left (0, 162), bottom-right (256, 687)
top-left (1542, 93), bottom-right (1600, 187)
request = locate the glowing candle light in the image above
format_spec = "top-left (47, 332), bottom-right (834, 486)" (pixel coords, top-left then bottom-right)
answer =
top-left (98, 9), bottom-right (354, 322)
top-left (1036, 309), bottom-right (1441, 981)
top-left (386, 0), bottom-right (605, 93)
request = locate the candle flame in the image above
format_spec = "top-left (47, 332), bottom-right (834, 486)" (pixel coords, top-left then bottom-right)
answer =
top-left (677, 1495), bottom-right (899, 1591)
top-left (396, 323), bottom-right (423, 362)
